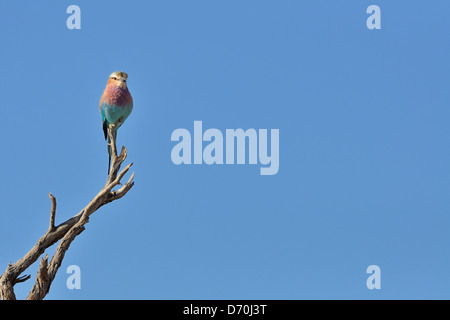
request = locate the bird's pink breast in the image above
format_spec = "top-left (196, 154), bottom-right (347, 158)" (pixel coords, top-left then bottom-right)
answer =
top-left (102, 84), bottom-right (133, 107)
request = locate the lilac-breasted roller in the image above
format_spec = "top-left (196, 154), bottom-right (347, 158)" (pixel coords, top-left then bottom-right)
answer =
top-left (99, 71), bottom-right (133, 174)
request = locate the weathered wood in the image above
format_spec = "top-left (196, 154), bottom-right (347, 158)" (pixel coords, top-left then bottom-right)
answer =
top-left (0, 126), bottom-right (135, 300)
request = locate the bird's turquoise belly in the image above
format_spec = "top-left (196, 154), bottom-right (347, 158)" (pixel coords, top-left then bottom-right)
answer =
top-left (102, 103), bottom-right (133, 128)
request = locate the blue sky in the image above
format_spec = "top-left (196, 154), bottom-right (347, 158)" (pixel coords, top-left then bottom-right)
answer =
top-left (1, 0), bottom-right (450, 299)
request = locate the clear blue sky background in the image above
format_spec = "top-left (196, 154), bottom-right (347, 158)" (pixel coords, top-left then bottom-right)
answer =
top-left (0, 0), bottom-right (449, 299)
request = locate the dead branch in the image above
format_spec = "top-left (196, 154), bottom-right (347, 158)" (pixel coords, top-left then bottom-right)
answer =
top-left (0, 126), bottom-right (135, 300)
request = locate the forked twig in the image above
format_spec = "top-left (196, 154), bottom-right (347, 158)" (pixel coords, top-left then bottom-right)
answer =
top-left (0, 127), bottom-right (135, 300)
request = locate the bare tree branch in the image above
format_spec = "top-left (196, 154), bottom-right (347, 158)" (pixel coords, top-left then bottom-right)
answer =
top-left (48, 193), bottom-right (56, 231)
top-left (0, 126), bottom-right (135, 300)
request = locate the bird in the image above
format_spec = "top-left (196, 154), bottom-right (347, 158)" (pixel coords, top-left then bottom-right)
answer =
top-left (99, 71), bottom-right (133, 174)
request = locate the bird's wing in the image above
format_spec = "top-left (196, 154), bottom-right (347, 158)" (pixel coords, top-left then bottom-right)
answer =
top-left (102, 117), bottom-right (108, 141)
top-left (99, 91), bottom-right (105, 114)
top-left (100, 99), bottom-right (108, 141)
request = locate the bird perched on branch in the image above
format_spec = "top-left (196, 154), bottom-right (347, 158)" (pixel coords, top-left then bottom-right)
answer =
top-left (99, 71), bottom-right (133, 174)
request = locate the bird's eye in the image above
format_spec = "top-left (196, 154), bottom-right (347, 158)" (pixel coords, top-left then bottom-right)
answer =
top-left (112, 77), bottom-right (117, 80)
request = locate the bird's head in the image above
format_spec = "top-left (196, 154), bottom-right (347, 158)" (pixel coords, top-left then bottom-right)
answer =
top-left (108, 71), bottom-right (128, 88)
